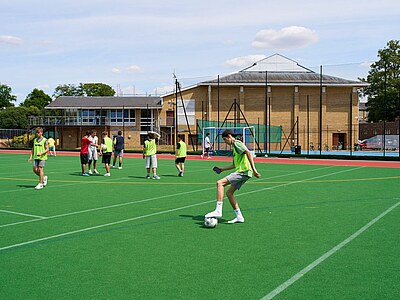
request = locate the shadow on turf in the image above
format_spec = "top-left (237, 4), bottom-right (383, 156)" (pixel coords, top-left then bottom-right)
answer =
top-left (17, 184), bottom-right (36, 188)
top-left (179, 214), bottom-right (227, 229)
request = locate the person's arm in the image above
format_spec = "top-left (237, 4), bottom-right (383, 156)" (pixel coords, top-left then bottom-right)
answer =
top-left (245, 149), bottom-right (261, 178)
top-left (28, 146), bottom-right (34, 162)
top-left (218, 164), bottom-right (235, 172)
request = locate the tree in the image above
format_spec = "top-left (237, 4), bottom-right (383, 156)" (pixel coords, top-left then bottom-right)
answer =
top-left (53, 84), bottom-right (84, 98)
top-left (53, 83), bottom-right (115, 98)
top-left (0, 107), bottom-right (25, 128)
top-left (20, 88), bottom-right (52, 110)
top-left (81, 83), bottom-right (115, 96)
top-left (361, 40), bottom-right (400, 122)
top-left (0, 84), bottom-right (17, 109)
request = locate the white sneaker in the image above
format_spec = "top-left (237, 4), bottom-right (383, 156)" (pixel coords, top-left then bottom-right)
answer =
top-left (35, 183), bottom-right (44, 190)
top-left (104, 173), bottom-right (111, 177)
top-left (43, 176), bottom-right (48, 186)
top-left (93, 169), bottom-right (99, 174)
top-left (205, 211), bottom-right (222, 218)
top-left (227, 217), bottom-right (245, 224)
top-left (118, 166), bottom-right (122, 170)
top-left (88, 170), bottom-right (92, 175)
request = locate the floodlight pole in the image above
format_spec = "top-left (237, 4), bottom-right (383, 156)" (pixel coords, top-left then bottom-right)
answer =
top-left (319, 65), bottom-right (323, 155)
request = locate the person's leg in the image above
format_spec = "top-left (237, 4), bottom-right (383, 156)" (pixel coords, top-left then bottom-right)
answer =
top-left (119, 155), bottom-right (123, 168)
top-left (112, 154), bottom-right (117, 167)
top-left (93, 159), bottom-right (98, 173)
top-left (38, 166), bottom-right (44, 184)
top-left (33, 166), bottom-right (40, 177)
top-left (180, 163), bottom-right (185, 174)
top-left (88, 160), bottom-right (92, 173)
top-left (226, 185), bottom-right (239, 209)
top-left (152, 167), bottom-right (159, 178)
top-left (205, 178), bottom-right (230, 218)
top-left (226, 185), bottom-right (245, 223)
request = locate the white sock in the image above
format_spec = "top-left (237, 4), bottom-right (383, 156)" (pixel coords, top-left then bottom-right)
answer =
top-left (234, 208), bottom-right (243, 219)
top-left (216, 201), bottom-right (223, 214)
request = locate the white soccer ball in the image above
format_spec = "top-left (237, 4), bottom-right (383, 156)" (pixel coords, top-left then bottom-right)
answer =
top-left (204, 217), bottom-right (218, 228)
top-left (101, 144), bottom-right (107, 151)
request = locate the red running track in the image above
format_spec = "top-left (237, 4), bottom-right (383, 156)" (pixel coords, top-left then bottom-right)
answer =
top-left (1, 149), bottom-right (399, 168)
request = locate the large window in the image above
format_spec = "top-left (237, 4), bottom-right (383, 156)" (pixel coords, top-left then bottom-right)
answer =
top-left (140, 109), bottom-right (155, 131)
top-left (177, 99), bottom-right (195, 125)
top-left (110, 109), bottom-right (136, 125)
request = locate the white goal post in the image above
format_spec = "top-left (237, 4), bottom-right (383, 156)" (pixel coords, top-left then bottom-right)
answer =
top-left (202, 126), bottom-right (256, 156)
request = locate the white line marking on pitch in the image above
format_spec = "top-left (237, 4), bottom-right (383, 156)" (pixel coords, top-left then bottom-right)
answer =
top-left (0, 166), bottom-right (356, 250)
top-left (0, 209), bottom-right (46, 219)
top-left (0, 165), bottom-right (336, 228)
top-left (0, 200), bottom-right (215, 251)
top-left (261, 200), bottom-right (400, 300)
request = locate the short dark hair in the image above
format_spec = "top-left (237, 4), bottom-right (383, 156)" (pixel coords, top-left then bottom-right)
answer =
top-left (221, 129), bottom-right (234, 138)
top-left (118, 131), bottom-right (122, 135)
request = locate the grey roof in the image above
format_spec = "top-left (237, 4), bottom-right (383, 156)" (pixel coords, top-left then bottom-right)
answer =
top-left (46, 96), bottom-right (163, 109)
top-left (199, 71), bottom-right (368, 87)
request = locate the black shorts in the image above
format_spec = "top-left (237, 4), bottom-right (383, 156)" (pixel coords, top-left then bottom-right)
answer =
top-left (102, 153), bottom-right (112, 164)
top-left (205, 147), bottom-right (211, 153)
top-left (80, 153), bottom-right (89, 164)
top-left (175, 157), bottom-right (186, 164)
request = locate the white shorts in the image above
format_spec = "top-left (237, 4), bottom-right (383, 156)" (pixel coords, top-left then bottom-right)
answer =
top-left (225, 172), bottom-right (250, 190)
top-left (88, 147), bottom-right (98, 161)
top-left (145, 155), bottom-right (157, 168)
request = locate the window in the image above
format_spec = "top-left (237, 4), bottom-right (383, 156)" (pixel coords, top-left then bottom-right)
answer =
top-left (140, 109), bottom-right (154, 131)
top-left (177, 99), bottom-right (195, 125)
top-left (110, 109), bottom-right (135, 125)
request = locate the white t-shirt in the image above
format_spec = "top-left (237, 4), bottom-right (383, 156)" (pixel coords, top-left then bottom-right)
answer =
top-left (89, 136), bottom-right (98, 149)
top-left (204, 136), bottom-right (211, 149)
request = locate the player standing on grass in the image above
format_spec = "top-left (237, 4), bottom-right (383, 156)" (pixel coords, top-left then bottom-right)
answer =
top-left (80, 131), bottom-right (92, 176)
top-left (47, 136), bottom-right (56, 156)
top-left (100, 131), bottom-right (113, 177)
top-left (205, 129), bottom-right (261, 223)
top-left (202, 133), bottom-right (212, 159)
top-left (143, 131), bottom-right (161, 179)
top-left (28, 127), bottom-right (49, 189)
top-left (112, 130), bottom-right (124, 169)
top-left (175, 136), bottom-right (187, 177)
top-left (88, 130), bottom-right (99, 174)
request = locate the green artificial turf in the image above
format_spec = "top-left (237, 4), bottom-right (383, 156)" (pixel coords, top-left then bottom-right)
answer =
top-left (0, 153), bottom-right (399, 299)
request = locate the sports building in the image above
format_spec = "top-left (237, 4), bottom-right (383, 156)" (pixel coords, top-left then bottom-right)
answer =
top-left (161, 54), bottom-right (369, 153)
top-left (29, 54), bottom-right (368, 152)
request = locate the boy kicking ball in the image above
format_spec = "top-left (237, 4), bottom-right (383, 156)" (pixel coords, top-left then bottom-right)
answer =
top-left (205, 129), bottom-right (261, 223)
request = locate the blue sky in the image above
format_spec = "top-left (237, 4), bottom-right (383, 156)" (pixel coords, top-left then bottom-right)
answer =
top-left (1, 0), bottom-right (399, 104)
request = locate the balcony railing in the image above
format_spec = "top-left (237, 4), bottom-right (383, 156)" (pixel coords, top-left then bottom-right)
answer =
top-left (28, 116), bottom-right (136, 127)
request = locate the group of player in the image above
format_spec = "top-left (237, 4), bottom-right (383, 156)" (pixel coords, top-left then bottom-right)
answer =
top-left (80, 130), bottom-right (124, 177)
top-left (29, 127), bottom-right (260, 224)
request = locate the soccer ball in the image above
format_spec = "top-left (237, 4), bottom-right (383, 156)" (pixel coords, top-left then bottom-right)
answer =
top-left (204, 217), bottom-right (218, 228)
top-left (101, 144), bottom-right (107, 151)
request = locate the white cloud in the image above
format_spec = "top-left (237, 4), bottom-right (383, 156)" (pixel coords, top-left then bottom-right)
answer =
top-left (252, 26), bottom-right (318, 51)
top-left (225, 55), bottom-right (267, 68)
top-left (0, 35), bottom-right (23, 45)
top-left (155, 84), bottom-right (174, 95)
top-left (111, 68), bottom-right (121, 74)
top-left (126, 65), bottom-right (142, 73)
top-left (35, 84), bottom-right (50, 91)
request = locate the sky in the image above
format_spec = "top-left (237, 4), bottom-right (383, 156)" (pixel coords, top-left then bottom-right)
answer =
top-left (1, 0), bottom-right (399, 104)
